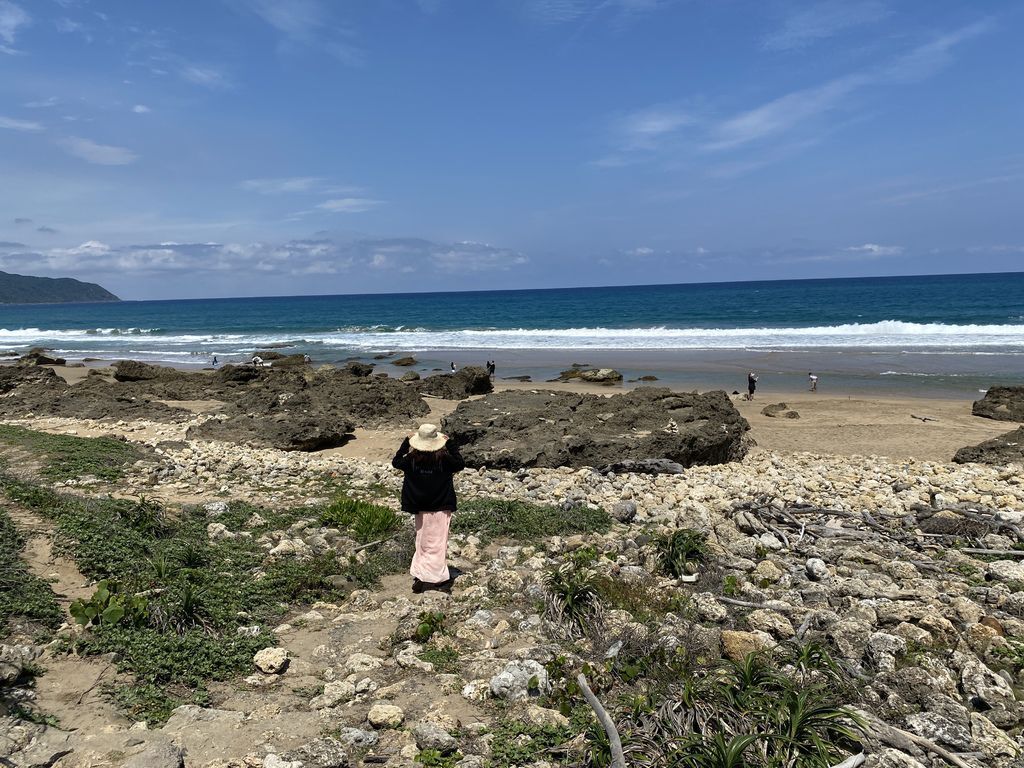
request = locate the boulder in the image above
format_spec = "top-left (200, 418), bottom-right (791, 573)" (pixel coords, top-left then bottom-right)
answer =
top-left (113, 359), bottom-right (182, 382)
top-left (489, 660), bottom-right (549, 701)
top-left (972, 386), bottom-right (1024, 422)
top-left (367, 703), bottom-right (405, 729)
top-left (418, 366), bottom-right (493, 399)
top-left (342, 361), bottom-right (374, 377)
top-left (393, 356), bottom-right (417, 366)
top-left (124, 743), bottom-right (185, 768)
top-left (17, 347), bottom-right (66, 366)
top-left (400, 371), bottom-right (421, 381)
top-left (281, 738), bottom-right (350, 768)
top-left (253, 647), bottom-right (289, 674)
top-left (443, 388), bottom-right (749, 471)
top-left (558, 367), bottom-right (623, 385)
top-left (188, 414), bottom-right (355, 452)
top-left (953, 427), bottom-right (1024, 465)
top-left (413, 722), bottom-right (458, 754)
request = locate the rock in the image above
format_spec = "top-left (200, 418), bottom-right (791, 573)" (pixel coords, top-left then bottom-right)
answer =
top-left (0, 644), bottom-right (40, 684)
top-left (746, 609), bottom-right (794, 639)
top-left (444, 388), bottom-right (749, 471)
top-left (264, 755), bottom-right (303, 768)
top-left (805, 558), bottom-right (830, 581)
top-left (869, 749), bottom-right (928, 768)
top-left (761, 402), bottom-right (800, 419)
top-left (367, 703), bottom-right (405, 729)
top-left (253, 647), bottom-right (289, 674)
top-left (280, 738), bottom-right (351, 768)
top-left (611, 500), bottom-right (637, 523)
top-left (972, 386), bottom-right (1024, 422)
top-left (598, 459), bottom-right (685, 475)
top-left (124, 743), bottom-right (185, 768)
top-left (986, 560), bottom-right (1024, 583)
top-left (954, 427), bottom-right (1024, 465)
top-left (489, 660), bottom-right (549, 701)
top-left (418, 366), bottom-right (493, 399)
top-left (188, 413), bottom-right (356, 452)
top-left (341, 361), bottom-right (374, 377)
top-left (526, 705), bottom-right (570, 729)
top-left (325, 728), bottom-right (378, 750)
top-left (413, 722), bottom-right (458, 754)
top-left (18, 348), bottom-right (66, 366)
top-left (720, 630), bottom-right (773, 661)
top-left (959, 655), bottom-right (1020, 727)
top-left (310, 680), bottom-right (356, 709)
top-left (557, 367), bottom-right (623, 384)
top-left (393, 356), bottom-right (417, 366)
top-left (752, 560), bottom-right (784, 584)
top-left (400, 371), bottom-right (421, 381)
top-left (113, 359), bottom-right (181, 382)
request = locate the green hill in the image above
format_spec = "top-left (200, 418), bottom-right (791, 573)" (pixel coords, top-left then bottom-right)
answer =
top-left (0, 270), bottom-right (120, 304)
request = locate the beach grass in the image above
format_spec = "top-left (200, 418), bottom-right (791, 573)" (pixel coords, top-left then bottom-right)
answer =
top-left (0, 424), bottom-right (143, 482)
top-left (0, 473), bottom-right (409, 723)
top-left (452, 497), bottom-right (611, 540)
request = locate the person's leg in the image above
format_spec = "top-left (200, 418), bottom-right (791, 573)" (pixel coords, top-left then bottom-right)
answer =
top-left (409, 510), bottom-right (452, 584)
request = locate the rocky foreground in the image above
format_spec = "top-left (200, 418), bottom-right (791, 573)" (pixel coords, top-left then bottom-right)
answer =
top-left (1, 404), bottom-right (1024, 766)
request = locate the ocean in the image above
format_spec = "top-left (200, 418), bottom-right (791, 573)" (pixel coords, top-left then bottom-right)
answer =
top-left (2, 272), bottom-right (1023, 398)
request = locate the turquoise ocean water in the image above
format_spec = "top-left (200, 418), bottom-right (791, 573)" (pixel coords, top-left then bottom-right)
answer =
top-left (2, 272), bottom-right (1023, 397)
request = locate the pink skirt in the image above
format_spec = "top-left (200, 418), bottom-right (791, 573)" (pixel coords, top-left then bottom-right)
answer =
top-left (410, 510), bottom-right (452, 583)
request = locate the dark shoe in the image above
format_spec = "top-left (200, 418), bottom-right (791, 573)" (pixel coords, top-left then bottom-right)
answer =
top-left (412, 578), bottom-right (427, 594)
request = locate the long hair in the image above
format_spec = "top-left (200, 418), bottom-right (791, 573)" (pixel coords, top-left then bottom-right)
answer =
top-left (409, 446), bottom-right (450, 468)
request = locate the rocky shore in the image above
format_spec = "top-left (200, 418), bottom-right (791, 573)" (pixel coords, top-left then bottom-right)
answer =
top-left (2, 361), bottom-right (1024, 768)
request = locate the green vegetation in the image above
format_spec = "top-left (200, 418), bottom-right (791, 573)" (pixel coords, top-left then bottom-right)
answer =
top-left (658, 528), bottom-right (710, 578)
top-left (452, 497), bottom-right (611, 540)
top-left (540, 642), bottom-right (863, 768)
top-left (0, 508), bottom-right (61, 638)
top-left (0, 474), bottom-right (410, 723)
top-left (545, 563), bottom-right (600, 634)
top-left (416, 749), bottom-right (462, 767)
top-left (0, 269), bottom-right (119, 304)
top-left (0, 424), bottom-right (143, 482)
top-left (414, 610), bottom-right (447, 643)
top-left (318, 496), bottom-right (403, 543)
top-left (419, 646), bottom-right (460, 673)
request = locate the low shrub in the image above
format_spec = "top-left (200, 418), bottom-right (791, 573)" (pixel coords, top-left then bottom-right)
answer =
top-left (658, 528), bottom-right (710, 578)
top-left (452, 497), bottom-right (611, 540)
top-left (0, 508), bottom-right (61, 637)
top-left (0, 424), bottom-right (143, 481)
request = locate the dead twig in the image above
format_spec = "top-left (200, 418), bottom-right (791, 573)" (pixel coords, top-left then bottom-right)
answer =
top-left (911, 414), bottom-right (938, 422)
top-left (576, 673), bottom-right (627, 768)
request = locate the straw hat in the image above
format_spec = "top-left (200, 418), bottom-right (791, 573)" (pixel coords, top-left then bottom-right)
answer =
top-left (409, 423), bottom-right (447, 451)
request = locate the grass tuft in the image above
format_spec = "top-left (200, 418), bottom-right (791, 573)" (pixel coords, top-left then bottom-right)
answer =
top-left (452, 497), bottom-right (611, 540)
top-left (0, 424), bottom-right (143, 481)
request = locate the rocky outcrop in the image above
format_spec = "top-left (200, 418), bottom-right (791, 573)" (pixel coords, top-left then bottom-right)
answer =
top-left (443, 387), bottom-right (749, 470)
top-left (417, 366), bottom-right (493, 400)
top-left (187, 413), bottom-right (356, 452)
top-left (17, 347), bottom-right (66, 366)
top-left (557, 367), bottom-right (623, 385)
top-left (392, 357), bottom-right (417, 367)
top-left (954, 427), bottom-right (1024, 466)
top-left (113, 360), bottom-right (184, 382)
top-left (761, 402), bottom-right (800, 419)
top-left (972, 387), bottom-right (1024, 423)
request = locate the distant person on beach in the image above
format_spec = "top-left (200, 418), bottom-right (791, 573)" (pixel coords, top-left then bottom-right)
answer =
top-left (746, 371), bottom-right (758, 400)
top-left (809, 372), bottom-right (818, 392)
top-left (252, 355), bottom-right (263, 367)
top-left (489, 361), bottom-right (496, 379)
top-left (450, 362), bottom-right (456, 373)
top-left (392, 424), bottom-right (465, 594)
top-left (212, 355), bottom-right (218, 366)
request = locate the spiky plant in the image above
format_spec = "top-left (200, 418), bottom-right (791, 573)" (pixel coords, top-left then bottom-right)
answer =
top-left (658, 528), bottom-right (710, 578)
top-left (544, 563), bottom-right (599, 636)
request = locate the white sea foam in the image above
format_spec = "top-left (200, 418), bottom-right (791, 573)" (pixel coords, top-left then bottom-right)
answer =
top-left (2, 320), bottom-right (1024, 353)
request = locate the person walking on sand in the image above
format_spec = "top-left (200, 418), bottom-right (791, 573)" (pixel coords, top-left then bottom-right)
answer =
top-left (450, 361), bottom-right (457, 373)
top-left (746, 371), bottom-right (758, 401)
top-left (808, 372), bottom-right (818, 392)
top-left (392, 424), bottom-right (465, 594)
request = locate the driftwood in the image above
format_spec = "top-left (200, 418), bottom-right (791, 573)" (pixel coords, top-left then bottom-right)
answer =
top-left (857, 711), bottom-right (976, 768)
top-left (829, 755), bottom-right (866, 768)
top-left (577, 673), bottom-right (627, 768)
top-left (958, 548), bottom-right (1024, 557)
top-left (911, 414), bottom-right (938, 422)
top-left (717, 595), bottom-right (799, 614)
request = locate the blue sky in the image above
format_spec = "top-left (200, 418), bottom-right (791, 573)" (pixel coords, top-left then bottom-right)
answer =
top-left (1, 0), bottom-right (1022, 300)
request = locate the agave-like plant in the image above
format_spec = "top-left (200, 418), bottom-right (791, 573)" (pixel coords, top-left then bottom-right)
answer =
top-left (544, 562), bottom-right (599, 636)
top-left (761, 688), bottom-right (864, 768)
top-left (679, 734), bottom-right (760, 768)
top-left (658, 528), bottom-right (709, 578)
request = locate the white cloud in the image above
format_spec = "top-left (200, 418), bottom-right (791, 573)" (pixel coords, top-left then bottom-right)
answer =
top-left (762, 1), bottom-right (890, 52)
top-left (527, 0), bottom-right (669, 25)
top-left (230, 0), bottom-right (362, 64)
top-left (845, 243), bottom-right (904, 256)
top-left (0, 0), bottom-right (29, 53)
top-left (55, 16), bottom-right (82, 33)
top-left (132, 104), bottom-right (151, 114)
top-left (878, 173), bottom-right (1022, 205)
top-left (24, 96), bottom-right (58, 108)
top-left (0, 115), bottom-right (43, 132)
top-left (6, 237), bottom-right (526, 278)
top-left (620, 106), bottom-right (692, 151)
top-left (316, 198), bottom-right (382, 213)
top-left (625, 246), bottom-right (655, 257)
top-left (240, 176), bottom-right (323, 194)
top-left (180, 65), bottom-right (231, 89)
top-left (58, 136), bottom-right (138, 165)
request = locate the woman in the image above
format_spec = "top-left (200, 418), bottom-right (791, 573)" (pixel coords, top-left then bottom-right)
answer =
top-left (392, 423), bottom-right (465, 593)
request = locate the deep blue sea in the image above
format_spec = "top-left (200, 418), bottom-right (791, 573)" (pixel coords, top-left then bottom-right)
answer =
top-left (2, 272), bottom-right (1024, 396)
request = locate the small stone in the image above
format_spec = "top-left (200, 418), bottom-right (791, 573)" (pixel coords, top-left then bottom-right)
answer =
top-left (489, 660), bottom-right (549, 701)
top-left (611, 500), bottom-right (637, 523)
top-left (805, 558), bottom-right (829, 581)
top-left (367, 703), bottom-right (405, 729)
top-left (413, 722), bottom-right (458, 754)
top-left (310, 680), bottom-right (355, 709)
top-left (124, 743), bottom-right (185, 768)
top-left (253, 647), bottom-right (289, 674)
top-left (720, 630), bottom-right (773, 661)
top-left (525, 705), bottom-right (570, 728)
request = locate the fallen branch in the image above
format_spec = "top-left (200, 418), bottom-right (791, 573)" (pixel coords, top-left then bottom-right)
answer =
top-left (958, 548), bottom-right (1024, 557)
top-left (717, 596), bottom-right (799, 613)
top-left (577, 673), bottom-right (626, 768)
top-left (857, 711), bottom-right (975, 768)
top-left (830, 755), bottom-right (866, 768)
top-left (911, 414), bottom-right (938, 422)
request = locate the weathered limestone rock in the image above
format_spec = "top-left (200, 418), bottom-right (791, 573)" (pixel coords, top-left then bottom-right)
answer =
top-left (253, 647), bottom-right (289, 674)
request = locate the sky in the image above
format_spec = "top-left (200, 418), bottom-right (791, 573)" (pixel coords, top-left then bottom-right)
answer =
top-left (1, 0), bottom-right (1022, 300)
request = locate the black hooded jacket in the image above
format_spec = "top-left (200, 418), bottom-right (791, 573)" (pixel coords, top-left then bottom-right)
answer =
top-left (391, 437), bottom-right (466, 513)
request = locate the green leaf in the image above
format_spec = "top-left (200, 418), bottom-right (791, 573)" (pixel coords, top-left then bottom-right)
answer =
top-left (101, 604), bottom-right (125, 625)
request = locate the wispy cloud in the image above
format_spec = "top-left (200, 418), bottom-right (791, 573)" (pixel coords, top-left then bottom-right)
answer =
top-left (762, 0), bottom-right (890, 52)
top-left (315, 198), bottom-right (383, 214)
top-left (36, 225), bottom-right (58, 234)
top-left (24, 96), bottom-right (58, 108)
top-left (845, 243), bottom-right (903, 256)
top-left (0, 115), bottom-right (44, 132)
top-left (229, 0), bottom-right (362, 65)
top-left (878, 173), bottom-right (1023, 205)
top-left (132, 104), bottom-right (151, 114)
top-left (240, 176), bottom-right (325, 194)
top-left (180, 65), bottom-right (231, 89)
top-left (58, 136), bottom-right (138, 165)
top-left (0, 0), bottom-right (29, 54)
top-left (527, 0), bottom-right (669, 26)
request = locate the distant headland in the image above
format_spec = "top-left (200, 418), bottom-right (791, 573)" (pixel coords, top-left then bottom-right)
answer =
top-left (0, 270), bottom-right (119, 304)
